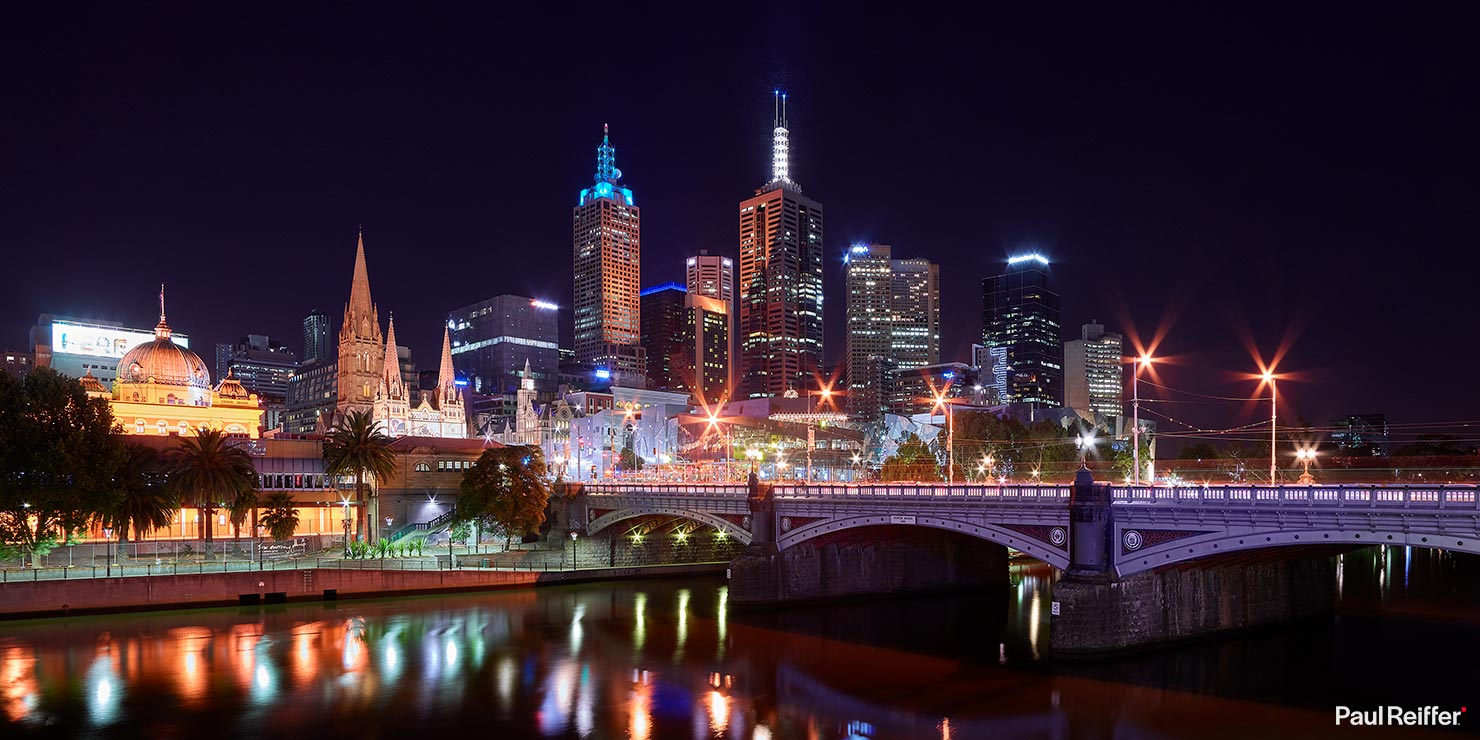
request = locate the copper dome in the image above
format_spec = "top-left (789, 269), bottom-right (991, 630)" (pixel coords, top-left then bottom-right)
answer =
top-left (118, 331), bottom-right (211, 390)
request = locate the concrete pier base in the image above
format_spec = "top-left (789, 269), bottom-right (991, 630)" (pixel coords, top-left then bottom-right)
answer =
top-left (1050, 549), bottom-right (1338, 655)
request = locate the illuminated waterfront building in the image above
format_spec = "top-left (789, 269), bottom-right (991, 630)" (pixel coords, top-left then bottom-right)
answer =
top-left (101, 289), bottom-right (263, 438)
top-left (738, 91), bottom-right (824, 398)
top-left (982, 253), bottom-right (1063, 407)
top-left (1064, 321), bottom-right (1123, 420)
top-left (572, 124), bottom-right (645, 387)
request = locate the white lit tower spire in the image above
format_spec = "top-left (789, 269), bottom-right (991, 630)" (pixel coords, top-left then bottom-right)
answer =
top-left (769, 90), bottom-right (795, 188)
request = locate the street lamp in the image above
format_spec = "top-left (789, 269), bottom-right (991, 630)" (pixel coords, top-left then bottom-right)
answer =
top-left (1262, 370), bottom-right (1278, 484)
top-left (746, 448), bottom-right (762, 474)
top-left (569, 531), bottom-right (578, 570)
top-left (934, 392), bottom-right (956, 484)
top-left (1077, 432), bottom-right (1097, 467)
top-left (1296, 448), bottom-right (1316, 485)
top-left (103, 527), bottom-right (113, 577)
top-left (1131, 354), bottom-right (1154, 485)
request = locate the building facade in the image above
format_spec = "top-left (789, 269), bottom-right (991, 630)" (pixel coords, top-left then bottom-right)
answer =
top-left (843, 244), bottom-right (941, 419)
top-left (303, 310), bottom-right (332, 366)
top-left (32, 314), bottom-right (189, 386)
top-left (448, 294), bottom-right (560, 395)
top-left (640, 283), bottom-right (688, 392)
top-left (738, 92), bottom-right (824, 399)
top-left (1064, 321), bottom-right (1123, 420)
top-left (982, 253), bottom-right (1063, 407)
top-left (686, 250), bottom-right (735, 391)
top-left (284, 359), bottom-right (336, 435)
top-left (891, 258), bottom-right (941, 370)
top-left (1331, 414), bottom-right (1389, 456)
top-left (572, 124), bottom-right (645, 387)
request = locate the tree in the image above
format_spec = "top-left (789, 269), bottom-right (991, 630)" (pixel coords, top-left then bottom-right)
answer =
top-left (228, 486), bottom-right (258, 542)
top-left (106, 444), bottom-right (177, 544)
top-left (167, 429), bottom-right (257, 556)
top-left (0, 369), bottom-right (128, 566)
top-left (881, 433), bottom-right (942, 482)
top-left (619, 447), bottom-right (645, 472)
top-left (259, 491), bottom-right (300, 541)
top-left (455, 446), bottom-right (552, 550)
top-left (323, 410), bottom-right (397, 544)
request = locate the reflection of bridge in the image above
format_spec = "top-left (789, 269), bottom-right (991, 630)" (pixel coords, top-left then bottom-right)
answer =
top-left (572, 475), bottom-right (1480, 653)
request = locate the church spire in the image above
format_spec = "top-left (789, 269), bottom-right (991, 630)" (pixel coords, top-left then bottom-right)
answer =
top-left (380, 314), bottom-right (402, 398)
top-left (438, 325), bottom-right (457, 404)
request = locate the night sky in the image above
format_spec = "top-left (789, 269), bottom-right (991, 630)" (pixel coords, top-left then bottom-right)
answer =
top-left (4, 5), bottom-right (1478, 435)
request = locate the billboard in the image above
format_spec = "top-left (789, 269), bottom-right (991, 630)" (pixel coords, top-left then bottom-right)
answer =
top-left (50, 321), bottom-right (188, 360)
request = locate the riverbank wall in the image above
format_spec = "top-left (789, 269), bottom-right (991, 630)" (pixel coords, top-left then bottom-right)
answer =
top-left (0, 562), bottom-right (726, 619)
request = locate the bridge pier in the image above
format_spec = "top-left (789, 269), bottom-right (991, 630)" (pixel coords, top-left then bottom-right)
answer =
top-left (728, 473), bottom-right (1008, 605)
top-left (1050, 468), bottom-right (1336, 655)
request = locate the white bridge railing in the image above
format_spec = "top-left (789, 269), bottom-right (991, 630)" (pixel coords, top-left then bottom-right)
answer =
top-left (582, 482), bottom-right (1480, 509)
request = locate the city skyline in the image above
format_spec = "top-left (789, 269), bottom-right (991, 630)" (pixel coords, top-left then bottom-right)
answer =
top-left (3, 5), bottom-right (1479, 432)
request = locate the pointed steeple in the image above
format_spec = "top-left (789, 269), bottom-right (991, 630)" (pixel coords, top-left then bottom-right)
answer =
top-left (154, 282), bottom-right (172, 339)
top-left (380, 314), bottom-right (402, 399)
top-left (520, 358), bottom-right (534, 391)
top-left (343, 227), bottom-right (380, 342)
top-left (438, 325), bottom-right (457, 404)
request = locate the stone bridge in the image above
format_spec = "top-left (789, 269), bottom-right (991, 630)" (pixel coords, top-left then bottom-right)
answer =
top-left (572, 471), bottom-right (1480, 653)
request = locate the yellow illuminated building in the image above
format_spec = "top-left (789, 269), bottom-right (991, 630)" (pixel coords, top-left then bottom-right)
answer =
top-left (92, 290), bottom-right (263, 438)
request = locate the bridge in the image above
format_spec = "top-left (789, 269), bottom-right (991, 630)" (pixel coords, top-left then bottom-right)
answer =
top-left (570, 472), bottom-right (1480, 653)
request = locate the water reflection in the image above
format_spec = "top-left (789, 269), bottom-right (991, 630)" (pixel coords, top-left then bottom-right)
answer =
top-left (2, 549), bottom-right (1479, 738)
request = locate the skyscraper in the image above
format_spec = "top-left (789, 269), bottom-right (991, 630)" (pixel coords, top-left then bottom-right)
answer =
top-left (572, 124), bottom-right (645, 387)
top-left (640, 283), bottom-right (689, 392)
top-left (640, 282), bottom-right (730, 405)
top-left (982, 253), bottom-right (1063, 407)
top-left (1064, 321), bottom-right (1123, 419)
top-left (448, 295), bottom-right (560, 395)
top-left (686, 250), bottom-right (735, 393)
top-left (303, 310), bottom-right (331, 365)
top-left (844, 244), bottom-right (941, 419)
top-left (738, 92), bottom-right (824, 398)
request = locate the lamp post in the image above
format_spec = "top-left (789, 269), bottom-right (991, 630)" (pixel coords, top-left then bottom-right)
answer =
top-left (1077, 432), bottom-right (1096, 468)
top-left (746, 448), bottom-right (762, 475)
top-left (1263, 370), bottom-right (1278, 484)
top-left (569, 531), bottom-right (578, 570)
top-left (934, 392), bottom-right (956, 484)
top-left (1131, 354), bottom-right (1153, 485)
top-left (103, 527), bottom-right (113, 577)
top-left (1296, 448), bottom-right (1316, 485)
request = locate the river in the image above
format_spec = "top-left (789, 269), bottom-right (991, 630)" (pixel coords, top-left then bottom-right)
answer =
top-left (2, 546), bottom-right (1476, 739)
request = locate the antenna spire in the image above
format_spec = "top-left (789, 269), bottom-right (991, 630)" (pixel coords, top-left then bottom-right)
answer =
top-left (768, 91), bottom-right (794, 188)
top-left (159, 282), bottom-right (166, 323)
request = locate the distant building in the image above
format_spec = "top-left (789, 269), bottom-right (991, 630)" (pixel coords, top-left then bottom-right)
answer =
top-left (971, 343), bottom-right (1008, 407)
top-left (284, 360), bottom-right (336, 435)
top-left (1064, 321), bottom-right (1123, 420)
top-left (640, 283), bottom-right (689, 392)
top-left (215, 335), bottom-right (299, 400)
top-left (1331, 414), bottom-right (1389, 456)
top-left (686, 250), bottom-right (735, 391)
top-left (889, 362), bottom-right (977, 417)
top-left (982, 253), bottom-right (1063, 407)
top-left (2, 350), bottom-right (33, 379)
top-left (572, 124), bottom-right (645, 388)
top-left (448, 294), bottom-right (560, 395)
top-left (641, 283), bottom-right (730, 405)
top-left (738, 92), bottom-right (824, 398)
top-left (302, 310), bottom-right (332, 366)
top-left (843, 244), bottom-right (941, 420)
top-left (31, 314), bottom-right (189, 386)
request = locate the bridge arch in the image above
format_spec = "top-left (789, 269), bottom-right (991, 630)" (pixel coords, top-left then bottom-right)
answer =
top-left (776, 514), bottom-right (1071, 570)
top-left (586, 507), bottom-right (753, 545)
top-left (1114, 526), bottom-right (1480, 577)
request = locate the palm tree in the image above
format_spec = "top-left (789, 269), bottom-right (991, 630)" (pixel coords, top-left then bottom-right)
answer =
top-left (107, 444), bottom-right (178, 544)
top-left (323, 410), bottom-right (397, 544)
top-left (167, 429), bottom-right (258, 557)
top-left (228, 487), bottom-right (258, 542)
top-left (259, 491), bottom-right (300, 541)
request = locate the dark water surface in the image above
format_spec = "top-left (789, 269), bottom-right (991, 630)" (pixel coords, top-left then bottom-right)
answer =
top-left (3, 546), bottom-right (1477, 739)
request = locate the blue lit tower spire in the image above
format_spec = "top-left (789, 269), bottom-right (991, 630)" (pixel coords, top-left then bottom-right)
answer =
top-left (594, 122), bottom-right (622, 184)
top-left (768, 90), bottom-right (795, 189)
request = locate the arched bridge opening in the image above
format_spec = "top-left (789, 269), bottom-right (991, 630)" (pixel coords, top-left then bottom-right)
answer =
top-left (582, 512), bottom-right (747, 568)
top-left (757, 524), bottom-right (1012, 603)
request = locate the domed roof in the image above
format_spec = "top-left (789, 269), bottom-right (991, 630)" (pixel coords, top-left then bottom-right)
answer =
top-left (117, 300), bottom-right (211, 390)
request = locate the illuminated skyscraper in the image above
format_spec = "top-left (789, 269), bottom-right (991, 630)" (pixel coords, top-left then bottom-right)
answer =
top-left (982, 253), bottom-right (1063, 407)
top-left (302, 310), bottom-right (331, 365)
top-left (686, 250), bottom-right (734, 392)
top-left (738, 91), bottom-right (824, 398)
top-left (573, 124), bottom-right (645, 386)
top-left (1064, 321), bottom-right (1123, 419)
top-left (844, 244), bottom-right (941, 419)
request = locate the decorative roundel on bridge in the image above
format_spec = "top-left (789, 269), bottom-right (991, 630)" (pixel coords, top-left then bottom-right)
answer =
top-left (781, 517), bottom-right (793, 532)
top-left (1123, 530), bottom-right (1144, 551)
top-left (742, 515), bottom-right (751, 530)
top-left (1050, 527), bottom-right (1067, 547)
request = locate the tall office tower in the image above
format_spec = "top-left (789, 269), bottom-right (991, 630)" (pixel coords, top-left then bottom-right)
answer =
top-left (303, 310), bottom-right (332, 365)
top-left (844, 244), bottom-right (894, 419)
top-left (843, 244), bottom-right (941, 419)
top-left (572, 124), bottom-right (645, 386)
top-left (684, 294), bottom-right (730, 406)
top-left (1064, 321), bottom-right (1123, 419)
top-left (890, 258), bottom-right (941, 369)
top-left (214, 335), bottom-right (299, 400)
top-left (738, 91), bottom-right (824, 398)
top-left (337, 229), bottom-right (383, 416)
top-left (686, 250), bottom-right (735, 394)
top-left (448, 295), bottom-right (560, 395)
top-left (640, 283), bottom-right (689, 392)
top-left (982, 253), bottom-right (1063, 407)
